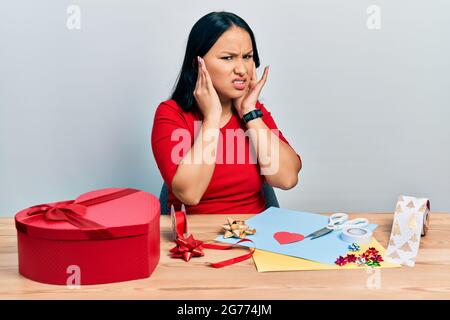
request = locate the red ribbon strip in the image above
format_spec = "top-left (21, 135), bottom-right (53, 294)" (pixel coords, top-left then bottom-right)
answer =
top-left (170, 209), bottom-right (255, 268)
top-left (24, 188), bottom-right (139, 232)
top-left (171, 209), bottom-right (188, 239)
top-left (203, 238), bottom-right (255, 268)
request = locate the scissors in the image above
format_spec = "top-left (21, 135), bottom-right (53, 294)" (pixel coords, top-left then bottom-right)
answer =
top-left (304, 213), bottom-right (369, 240)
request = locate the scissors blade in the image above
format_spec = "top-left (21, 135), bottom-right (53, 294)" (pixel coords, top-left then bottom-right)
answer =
top-left (306, 227), bottom-right (333, 240)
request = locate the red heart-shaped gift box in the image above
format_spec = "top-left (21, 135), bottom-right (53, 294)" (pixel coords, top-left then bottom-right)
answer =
top-left (14, 188), bottom-right (160, 285)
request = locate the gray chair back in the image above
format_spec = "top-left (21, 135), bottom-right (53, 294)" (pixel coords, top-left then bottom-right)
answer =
top-left (159, 182), bottom-right (279, 214)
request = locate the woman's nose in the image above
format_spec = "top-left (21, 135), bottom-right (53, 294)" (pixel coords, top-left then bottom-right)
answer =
top-left (234, 58), bottom-right (248, 75)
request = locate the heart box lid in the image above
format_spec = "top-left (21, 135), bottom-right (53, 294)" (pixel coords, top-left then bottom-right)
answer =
top-left (15, 188), bottom-right (160, 241)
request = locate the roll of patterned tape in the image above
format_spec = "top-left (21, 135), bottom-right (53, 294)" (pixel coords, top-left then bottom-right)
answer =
top-left (385, 195), bottom-right (430, 267)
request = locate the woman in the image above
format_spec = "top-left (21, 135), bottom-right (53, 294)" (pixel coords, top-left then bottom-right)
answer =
top-left (151, 11), bottom-right (302, 214)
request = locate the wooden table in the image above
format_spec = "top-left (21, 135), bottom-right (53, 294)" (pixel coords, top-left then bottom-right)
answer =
top-left (1, 213), bottom-right (449, 299)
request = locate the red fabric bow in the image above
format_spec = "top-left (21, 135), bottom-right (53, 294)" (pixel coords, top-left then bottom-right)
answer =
top-left (23, 188), bottom-right (140, 232)
top-left (26, 200), bottom-right (105, 229)
top-left (170, 234), bottom-right (205, 262)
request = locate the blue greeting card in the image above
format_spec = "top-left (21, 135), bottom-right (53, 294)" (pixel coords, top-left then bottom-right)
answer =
top-left (215, 207), bottom-right (378, 265)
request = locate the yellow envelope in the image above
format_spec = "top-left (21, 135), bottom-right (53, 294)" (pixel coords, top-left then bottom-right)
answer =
top-left (253, 238), bottom-right (402, 272)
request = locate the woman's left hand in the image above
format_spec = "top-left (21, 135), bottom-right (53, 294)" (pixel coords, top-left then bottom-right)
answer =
top-left (232, 62), bottom-right (269, 118)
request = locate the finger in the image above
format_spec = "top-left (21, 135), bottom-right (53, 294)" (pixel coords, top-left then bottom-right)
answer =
top-left (199, 57), bottom-right (206, 88)
top-left (195, 56), bottom-right (202, 88)
top-left (257, 66), bottom-right (269, 87)
top-left (200, 58), bottom-right (214, 90)
top-left (250, 61), bottom-right (258, 89)
top-left (253, 66), bottom-right (269, 95)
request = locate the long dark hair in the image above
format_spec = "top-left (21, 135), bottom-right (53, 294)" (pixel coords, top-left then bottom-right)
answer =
top-left (170, 11), bottom-right (261, 112)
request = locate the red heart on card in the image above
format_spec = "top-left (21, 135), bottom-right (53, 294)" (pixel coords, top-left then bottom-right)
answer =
top-left (273, 231), bottom-right (305, 244)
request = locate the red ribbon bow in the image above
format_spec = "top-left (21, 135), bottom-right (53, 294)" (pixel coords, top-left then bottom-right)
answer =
top-left (170, 234), bottom-right (255, 268)
top-left (20, 189), bottom-right (140, 239)
top-left (170, 234), bottom-right (205, 262)
top-left (26, 200), bottom-right (105, 229)
top-left (169, 208), bottom-right (256, 268)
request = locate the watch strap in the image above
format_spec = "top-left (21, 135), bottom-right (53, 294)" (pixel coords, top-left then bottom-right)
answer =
top-left (243, 109), bottom-right (263, 123)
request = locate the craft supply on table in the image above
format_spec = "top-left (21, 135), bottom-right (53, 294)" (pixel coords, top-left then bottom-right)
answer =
top-left (348, 243), bottom-right (361, 252)
top-left (222, 217), bottom-right (256, 239)
top-left (170, 204), bottom-right (255, 268)
top-left (340, 226), bottom-right (373, 245)
top-left (252, 238), bottom-right (401, 272)
top-left (171, 204), bottom-right (187, 240)
top-left (385, 195), bottom-right (430, 267)
top-left (335, 247), bottom-right (383, 267)
top-left (216, 207), bottom-right (378, 265)
top-left (304, 212), bottom-right (369, 240)
top-left (273, 231), bottom-right (305, 244)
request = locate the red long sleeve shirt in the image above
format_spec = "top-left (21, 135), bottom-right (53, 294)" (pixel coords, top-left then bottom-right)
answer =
top-left (151, 99), bottom-right (300, 214)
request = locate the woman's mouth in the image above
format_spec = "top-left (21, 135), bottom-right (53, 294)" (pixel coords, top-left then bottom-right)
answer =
top-left (232, 79), bottom-right (247, 90)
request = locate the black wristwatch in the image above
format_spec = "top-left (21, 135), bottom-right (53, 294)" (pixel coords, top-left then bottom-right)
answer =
top-left (242, 109), bottom-right (263, 123)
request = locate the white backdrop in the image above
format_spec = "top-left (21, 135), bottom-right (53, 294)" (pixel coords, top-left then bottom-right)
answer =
top-left (1, 0), bottom-right (449, 216)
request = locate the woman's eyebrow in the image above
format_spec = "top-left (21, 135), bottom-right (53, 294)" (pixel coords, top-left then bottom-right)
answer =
top-left (220, 50), bottom-right (253, 55)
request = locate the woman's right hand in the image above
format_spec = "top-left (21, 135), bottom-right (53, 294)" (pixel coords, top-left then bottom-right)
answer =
top-left (193, 56), bottom-right (222, 121)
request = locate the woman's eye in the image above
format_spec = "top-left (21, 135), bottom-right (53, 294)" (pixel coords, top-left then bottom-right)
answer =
top-left (221, 55), bottom-right (253, 60)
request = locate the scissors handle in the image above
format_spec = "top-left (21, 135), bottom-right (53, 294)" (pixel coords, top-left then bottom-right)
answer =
top-left (328, 213), bottom-right (349, 227)
top-left (327, 213), bottom-right (369, 230)
top-left (345, 218), bottom-right (369, 228)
